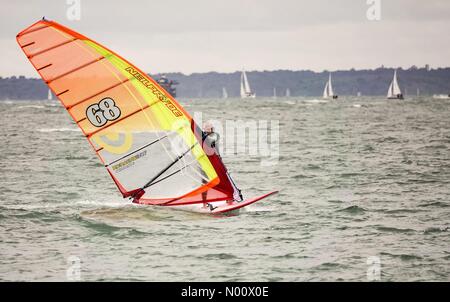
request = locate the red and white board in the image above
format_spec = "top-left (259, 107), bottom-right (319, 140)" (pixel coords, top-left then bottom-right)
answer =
top-left (165, 191), bottom-right (278, 214)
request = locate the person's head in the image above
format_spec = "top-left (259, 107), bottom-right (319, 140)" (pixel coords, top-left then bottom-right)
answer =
top-left (203, 121), bottom-right (214, 134)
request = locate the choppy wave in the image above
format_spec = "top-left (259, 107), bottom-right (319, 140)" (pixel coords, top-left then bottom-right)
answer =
top-left (74, 199), bottom-right (129, 208)
top-left (77, 216), bottom-right (150, 238)
top-left (203, 253), bottom-right (237, 260)
top-left (376, 226), bottom-right (416, 233)
top-left (337, 205), bottom-right (367, 214)
top-left (423, 226), bottom-right (448, 234)
top-left (2, 96), bottom-right (450, 281)
top-left (418, 201), bottom-right (449, 208)
top-left (242, 205), bottom-right (273, 213)
top-left (303, 99), bottom-right (329, 104)
top-left (381, 252), bottom-right (423, 261)
top-left (384, 208), bottom-right (422, 214)
top-left (38, 128), bottom-right (81, 132)
top-left (17, 105), bottom-right (45, 109)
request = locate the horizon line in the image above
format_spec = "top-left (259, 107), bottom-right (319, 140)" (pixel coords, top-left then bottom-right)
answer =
top-left (2, 65), bottom-right (449, 79)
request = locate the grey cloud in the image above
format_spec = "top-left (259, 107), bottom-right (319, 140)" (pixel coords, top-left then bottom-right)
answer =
top-left (1, 0), bottom-right (449, 76)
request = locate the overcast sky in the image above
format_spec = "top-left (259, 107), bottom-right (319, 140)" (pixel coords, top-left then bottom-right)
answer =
top-left (2, 0), bottom-right (450, 77)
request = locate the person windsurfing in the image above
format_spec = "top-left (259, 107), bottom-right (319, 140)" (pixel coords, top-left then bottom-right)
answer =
top-left (201, 121), bottom-right (220, 210)
top-left (200, 121), bottom-right (243, 210)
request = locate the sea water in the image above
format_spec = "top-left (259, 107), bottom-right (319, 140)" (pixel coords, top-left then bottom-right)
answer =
top-left (0, 97), bottom-right (449, 281)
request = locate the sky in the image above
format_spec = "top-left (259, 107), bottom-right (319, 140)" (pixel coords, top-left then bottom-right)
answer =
top-left (1, 0), bottom-right (450, 77)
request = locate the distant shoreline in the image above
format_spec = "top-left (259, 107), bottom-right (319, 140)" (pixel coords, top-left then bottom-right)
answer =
top-left (1, 67), bottom-right (449, 99)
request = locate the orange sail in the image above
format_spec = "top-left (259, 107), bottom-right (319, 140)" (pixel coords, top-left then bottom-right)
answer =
top-left (17, 19), bottom-right (238, 206)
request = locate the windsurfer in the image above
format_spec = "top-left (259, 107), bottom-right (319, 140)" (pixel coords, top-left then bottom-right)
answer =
top-left (201, 121), bottom-right (220, 210)
top-left (201, 121), bottom-right (244, 206)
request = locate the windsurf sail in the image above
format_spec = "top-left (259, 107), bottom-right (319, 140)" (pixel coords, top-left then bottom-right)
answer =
top-left (17, 19), bottom-right (239, 206)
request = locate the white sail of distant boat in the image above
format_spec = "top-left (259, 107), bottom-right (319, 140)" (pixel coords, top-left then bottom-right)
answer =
top-left (47, 88), bottom-right (52, 100)
top-left (273, 87), bottom-right (277, 99)
top-left (240, 70), bottom-right (255, 98)
top-left (222, 87), bottom-right (228, 99)
top-left (286, 88), bottom-right (291, 97)
top-left (323, 73), bottom-right (338, 99)
top-left (387, 69), bottom-right (403, 99)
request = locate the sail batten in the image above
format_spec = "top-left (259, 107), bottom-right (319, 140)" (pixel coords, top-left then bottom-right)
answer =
top-left (66, 78), bottom-right (130, 110)
top-left (17, 25), bottom-right (49, 37)
top-left (29, 38), bottom-right (78, 59)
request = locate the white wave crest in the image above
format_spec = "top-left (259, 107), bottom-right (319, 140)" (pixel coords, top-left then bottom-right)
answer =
top-left (304, 99), bottom-right (329, 104)
top-left (38, 128), bottom-right (81, 132)
top-left (18, 105), bottom-right (45, 109)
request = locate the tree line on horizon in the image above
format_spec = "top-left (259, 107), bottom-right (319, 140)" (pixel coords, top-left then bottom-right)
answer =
top-left (1, 67), bottom-right (449, 100)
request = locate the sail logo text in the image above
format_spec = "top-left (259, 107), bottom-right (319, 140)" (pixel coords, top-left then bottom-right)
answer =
top-left (111, 150), bottom-right (147, 172)
top-left (125, 66), bottom-right (183, 117)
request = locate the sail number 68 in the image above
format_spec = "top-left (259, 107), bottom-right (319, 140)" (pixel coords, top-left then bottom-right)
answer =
top-left (86, 97), bottom-right (121, 127)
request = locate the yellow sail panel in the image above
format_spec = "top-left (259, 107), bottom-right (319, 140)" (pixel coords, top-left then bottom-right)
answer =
top-left (79, 40), bottom-right (217, 185)
top-left (79, 39), bottom-right (218, 185)
top-left (17, 20), bottom-right (218, 201)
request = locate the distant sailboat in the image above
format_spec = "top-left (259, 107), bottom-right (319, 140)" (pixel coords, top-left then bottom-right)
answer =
top-left (273, 87), bottom-right (277, 99)
top-left (240, 70), bottom-right (255, 98)
top-left (387, 70), bottom-right (403, 99)
top-left (222, 87), bottom-right (228, 99)
top-left (47, 88), bottom-right (52, 100)
top-left (323, 73), bottom-right (338, 99)
top-left (286, 88), bottom-right (291, 97)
